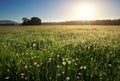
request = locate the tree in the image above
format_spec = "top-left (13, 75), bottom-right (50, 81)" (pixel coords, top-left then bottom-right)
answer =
top-left (29, 17), bottom-right (41, 25)
top-left (22, 17), bottom-right (29, 25)
top-left (22, 17), bottom-right (41, 25)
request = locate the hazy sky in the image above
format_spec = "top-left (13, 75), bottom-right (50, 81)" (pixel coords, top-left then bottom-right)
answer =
top-left (0, 0), bottom-right (120, 22)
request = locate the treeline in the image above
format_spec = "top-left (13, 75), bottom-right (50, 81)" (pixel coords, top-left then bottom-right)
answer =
top-left (1, 18), bottom-right (120, 26)
top-left (22, 17), bottom-right (41, 25)
top-left (43, 19), bottom-right (120, 25)
top-left (0, 24), bottom-right (18, 26)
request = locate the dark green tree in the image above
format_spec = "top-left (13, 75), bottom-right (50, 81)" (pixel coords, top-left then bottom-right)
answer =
top-left (22, 17), bottom-right (29, 25)
top-left (22, 17), bottom-right (41, 25)
top-left (29, 17), bottom-right (41, 25)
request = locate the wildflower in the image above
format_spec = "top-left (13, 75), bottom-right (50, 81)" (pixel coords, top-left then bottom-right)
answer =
top-left (72, 59), bottom-right (75, 62)
top-left (21, 73), bottom-right (25, 76)
top-left (66, 77), bottom-right (70, 81)
top-left (7, 69), bottom-right (10, 72)
top-left (62, 71), bottom-right (65, 74)
top-left (16, 53), bottom-right (19, 56)
top-left (90, 58), bottom-right (93, 60)
top-left (57, 73), bottom-right (61, 76)
top-left (77, 76), bottom-right (80, 79)
top-left (76, 58), bottom-right (78, 61)
top-left (108, 64), bottom-right (112, 67)
top-left (119, 66), bottom-right (120, 69)
top-left (103, 72), bottom-right (107, 76)
top-left (80, 66), bottom-right (83, 69)
top-left (22, 53), bottom-right (24, 55)
top-left (68, 61), bottom-right (71, 64)
top-left (57, 55), bottom-right (60, 58)
top-left (10, 59), bottom-right (13, 62)
top-left (25, 65), bottom-right (27, 69)
top-left (66, 58), bottom-right (68, 61)
top-left (62, 58), bottom-right (65, 61)
top-left (31, 57), bottom-right (34, 59)
top-left (62, 62), bottom-right (66, 65)
top-left (43, 67), bottom-right (45, 69)
top-left (78, 73), bottom-right (82, 75)
top-left (21, 76), bottom-right (24, 78)
top-left (37, 56), bottom-right (40, 58)
top-left (75, 63), bottom-right (77, 66)
top-left (41, 62), bottom-right (43, 65)
top-left (53, 58), bottom-right (55, 60)
top-left (90, 74), bottom-right (93, 77)
top-left (68, 67), bottom-right (70, 69)
top-left (88, 46), bottom-right (90, 49)
top-left (49, 58), bottom-right (52, 61)
top-left (33, 43), bottom-right (36, 47)
top-left (25, 77), bottom-right (27, 80)
top-left (34, 62), bottom-right (37, 65)
top-left (5, 76), bottom-right (10, 79)
top-left (57, 65), bottom-right (60, 68)
top-left (49, 77), bottom-right (52, 80)
top-left (34, 56), bottom-right (37, 58)
top-left (83, 66), bottom-right (86, 69)
top-left (4, 45), bottom-right (6, 48)
top-left (110, 51), bottom-right (112, 54)
top-left (19, 60), bottom-right (22, 63)
top-left (48, 58), bottom-right (52, 63)
top-left (37, 64), bottom-right (40, 67)
top-left (100, 77), bottom-right (103, 80)
top-left (117, 61), bottom-right (120, 63)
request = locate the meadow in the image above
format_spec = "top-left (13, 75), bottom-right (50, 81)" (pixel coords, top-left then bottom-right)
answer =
top-left (0, 25), bottom-right (120, 81)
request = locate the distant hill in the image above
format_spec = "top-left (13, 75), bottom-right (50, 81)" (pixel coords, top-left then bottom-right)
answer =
top-left (0, 20), bottom-right (19, 25)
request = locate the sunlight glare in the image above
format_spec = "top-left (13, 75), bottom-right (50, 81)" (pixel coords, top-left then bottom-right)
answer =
top-left (78, 3), bottom-right (95, 20)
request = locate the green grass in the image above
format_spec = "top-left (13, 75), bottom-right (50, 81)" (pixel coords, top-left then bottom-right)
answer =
top-left (0, 25), bottom-right (120, 81)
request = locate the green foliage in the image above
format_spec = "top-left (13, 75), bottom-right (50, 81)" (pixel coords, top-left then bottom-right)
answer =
top-left (22, 17), bottom-right (41, 25)
top-left (0, 25), bottom-right (120, 81)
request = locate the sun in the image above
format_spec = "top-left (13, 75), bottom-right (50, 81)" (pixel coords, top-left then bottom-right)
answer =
top-left (80, 6), bottom-right (92, 17)
top-left (78, 4), bottom-right (95, 20)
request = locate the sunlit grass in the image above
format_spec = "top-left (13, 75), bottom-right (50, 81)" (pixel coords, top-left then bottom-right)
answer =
top-left (0, 25), bottom-right (120, 81)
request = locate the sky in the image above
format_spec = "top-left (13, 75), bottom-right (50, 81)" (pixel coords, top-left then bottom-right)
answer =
top-left (0, 0), bottom-right (120, 22)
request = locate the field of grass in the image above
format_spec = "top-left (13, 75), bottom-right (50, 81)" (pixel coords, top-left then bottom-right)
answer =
top-left (0, 25), bottom-right (120, 81)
